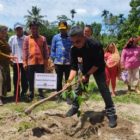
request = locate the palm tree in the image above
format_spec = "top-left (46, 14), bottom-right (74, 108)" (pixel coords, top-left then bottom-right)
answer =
top-left (118, 14), bottom-right (125, 24)
top-left (70, 9), bottom-right (76, 19)
top-left (24, 6), bottom-right (46, 26)
top-left (109, 13), bottom-right (113, 18)
top-left (101, 10), bottom-right (110, 34)
top-left (101, 10), bottom-right (109, 18)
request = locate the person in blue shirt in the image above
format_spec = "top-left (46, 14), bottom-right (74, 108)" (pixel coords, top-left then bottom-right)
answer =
top-left (51, 21), bottom-right (72, 91)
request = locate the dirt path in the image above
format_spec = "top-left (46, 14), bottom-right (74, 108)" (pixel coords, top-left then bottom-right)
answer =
top-left (0, 101), bottom-right (140, 140)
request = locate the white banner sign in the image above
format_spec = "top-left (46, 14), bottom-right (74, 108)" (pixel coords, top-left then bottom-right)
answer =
top-left (35, 73), bottom-right (57, 89)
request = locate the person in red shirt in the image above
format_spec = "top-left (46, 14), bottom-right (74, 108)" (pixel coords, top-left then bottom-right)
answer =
top-left (23, 21), bottom-right (49, 101)
top-left (104, 43), bottom-right (120, 96)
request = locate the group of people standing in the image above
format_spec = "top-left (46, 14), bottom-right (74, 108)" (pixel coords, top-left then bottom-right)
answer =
top-left (0, 21), bottom-right (49, 105)
top-left (0, 20), bottom-right (140, 128)
top-left (104, 37), bottom-right (140, 97)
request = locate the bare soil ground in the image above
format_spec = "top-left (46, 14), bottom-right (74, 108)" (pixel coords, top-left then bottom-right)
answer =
top-left (0, 100), bottom-right (140, 140)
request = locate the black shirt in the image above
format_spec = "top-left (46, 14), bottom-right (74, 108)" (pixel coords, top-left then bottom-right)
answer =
top-left (70, 38), bottom-right (105, 75)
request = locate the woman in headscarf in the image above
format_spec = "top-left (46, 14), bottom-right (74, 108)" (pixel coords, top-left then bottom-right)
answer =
top-left (121, 37), bottom-right (140, 93)
top-left (0, 25), bottom-right (16, 105)
top-left (104, 42), bottom-right (120, 96)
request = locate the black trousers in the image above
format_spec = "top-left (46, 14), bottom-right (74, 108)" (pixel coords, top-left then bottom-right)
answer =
top-left (73, 72), bottom-right (114, 110)
top-left (55, 64), bottom-right (71, 91)
top-left (27, 64), bottom-right (44, 98)
top-left (13, 63), bottom-right (28, 95)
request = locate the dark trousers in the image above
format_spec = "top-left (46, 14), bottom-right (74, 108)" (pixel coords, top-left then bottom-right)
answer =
top-left (73, 72), bottom-right (114, 110)
top-left (13, 63), bottom-right (28, 96)
top-left (55, 64), bottom-right (71, 91)
top-left (27, 64), bottom-right (44, 98)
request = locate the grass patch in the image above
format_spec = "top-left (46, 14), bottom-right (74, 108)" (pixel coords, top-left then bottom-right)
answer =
top-left (90, 93), bottom-right (140, 105)
top-left (4, 102), bottom-right (31, 113)
top-left (114, 93), bottom-right (140, 104)
top-left (2, 79), bottom-right (140, 119)
top-left (120, 112), bottom-right (140, 122)
top-left (83, 80), bottom-right (140, 105)
top-left (17, 121), bottom-right (34, 132)
top-left (89, 92), bottom-right (140, 104)
top-left (33, 101), bottom-right (59, 113)
top-left (127, 115), bottom-right (140, 122)
top-left (116, 80), bottom-right (127, 89)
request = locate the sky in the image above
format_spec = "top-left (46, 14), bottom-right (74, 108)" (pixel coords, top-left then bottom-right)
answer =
top-left (0, 0), bottom-right (131, 28)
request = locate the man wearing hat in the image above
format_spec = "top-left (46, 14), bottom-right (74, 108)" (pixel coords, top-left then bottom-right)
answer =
top-left (51, 21), bottom-right (72, 91)
top-left (8, 23), bottom-right (28, 99)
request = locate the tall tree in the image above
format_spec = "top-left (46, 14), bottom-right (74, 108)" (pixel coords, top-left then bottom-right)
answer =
top-left (91, 22), bottom-right (102, 39)
top-left (70, 9), bottom-right (76, 19)
top-left (129, 0), bottom-right (140, 35)
top-left (101, 10), bottom-right (109, 18)
top-left (57, 15), bottom-right (71, 22)
top-left (118, 0), bottom-right (140, 41)
top-left (76, 21), bottom-right (85, 28)
top-left (101, 10), bottom-right (110, 33)
top-left (102, 10), bottom-right (125, 35)
top-left (117, 0), bottom-right (140, 50)
top-left (118, 14), bottom-right (125, 24)
top-left (24, 6), bottom-right (46, 26)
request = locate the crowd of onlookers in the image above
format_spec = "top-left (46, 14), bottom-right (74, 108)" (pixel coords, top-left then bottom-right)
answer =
top-left (0, 20), bottom-right (140, 106)
top-left (104, 36), bottom-right (140, 96)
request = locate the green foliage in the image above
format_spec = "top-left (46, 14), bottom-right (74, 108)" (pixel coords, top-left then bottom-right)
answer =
top-left (77, 110), bottom-right (81, 117)
top-left (15, 106), bottom-right (25, 113)
top-left (76, 21), bottom-right (85, 28)
top-left (70, 90), bottom-right (77, 99)
top-left (57, 15), bottom-right (71, 22)
top-left (61, 82), bottom-right (98, 109)
top-left (101, 34), bottom-right (118, 48)
top-left (77, 96), bottom-right (85, 106)
top-left (101, 0), bottom-right (140, 50)
top-left (39, 24), bottom-right (58, 45)
top-left (61, 91), bottom-right (67, 100)
top-left (24, 6), bottom-right (47, 27)
top-left (7, 29), bottom-right (15, 39)
top-left (101, 10), bottom-right (125, 36)
top-left (117, 0), bottom-right (140, 49)
top-left (114, 93), bottom-right (140, 104)
top-left (61, 90), bottom-right (77, 101)
top-left (22, 1), bottom-right (139, 52)
top-left (91, 22), bottom-right (102, 40)
top-left (90, 90), bottom-right (140, 104)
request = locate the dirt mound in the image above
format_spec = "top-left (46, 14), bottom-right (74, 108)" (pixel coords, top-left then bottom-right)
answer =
top-left (0, 102), bottom-right (140, 140)
top-left (15, 109), bottom-right (139, 140)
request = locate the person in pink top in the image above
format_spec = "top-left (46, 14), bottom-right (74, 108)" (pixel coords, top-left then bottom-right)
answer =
top-left (104, 43), bottom-right (120, 96)
top-left (121, 37), bottom-right (140, 93)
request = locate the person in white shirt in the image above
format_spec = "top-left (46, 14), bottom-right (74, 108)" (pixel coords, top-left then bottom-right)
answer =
top-left (8, 23), bottom-right (28, 99)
